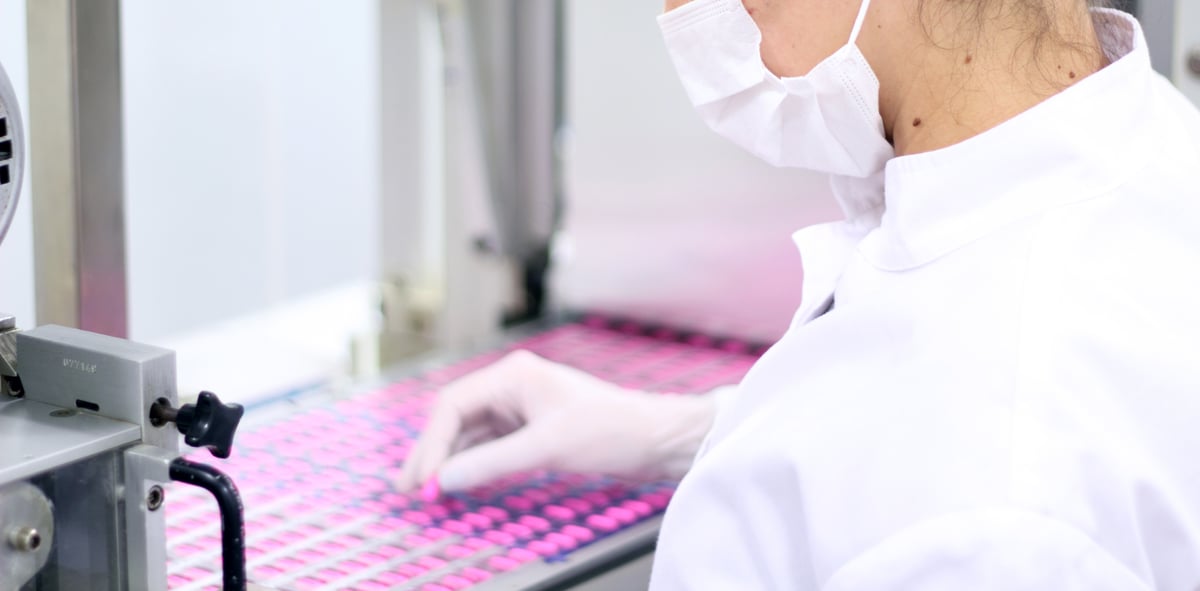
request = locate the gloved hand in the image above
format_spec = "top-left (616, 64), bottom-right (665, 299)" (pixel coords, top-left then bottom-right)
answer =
top-left (396, 350), bottom-right (718, 495)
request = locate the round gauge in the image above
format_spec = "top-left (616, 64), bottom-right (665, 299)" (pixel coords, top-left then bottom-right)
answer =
top-left (0, 61), bottom-right (23, 249)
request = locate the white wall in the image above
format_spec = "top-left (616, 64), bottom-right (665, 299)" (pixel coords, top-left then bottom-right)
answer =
top-left (0, 0), bottom-right (36, 328)
top-left (554, 0), bottom-right (843, 342)
top-left (122, 1), bottom-right (381, 342)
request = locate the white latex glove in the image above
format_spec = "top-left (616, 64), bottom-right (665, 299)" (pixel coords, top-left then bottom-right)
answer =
top-left (397, 350), bottom-right (718, 495)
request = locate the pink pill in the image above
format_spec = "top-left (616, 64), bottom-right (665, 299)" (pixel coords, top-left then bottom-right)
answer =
top-left (543, 505), bottom-right (575, 521)
top-left (478, 506), bottom-right (509, 522)
top-left (375, 570), bottom-right (409, 585)
top-left (523, 488), bottom-right (551, 504)
top-left (463, 536), bottom-right (494, 550)
top-left (443, 544), bottom-right (474, 559)
top-left (527, 540), bottom-right (559, 556)
top-left (426, 505), bottom-right (451, 519)
top-left (585, 514), bottom-right (619, 532)
top-left (483, 530), bottom-right (516, 546)
top-left (508, 548), bottom-right (539, 563)
top-left (440, 575), bottom-right (473, 590)
top-left (622, 500), bottom-right (653, 517)
top-left (639, 493), bottom-right (669, 510)
top-left (487, 555), bottom-right (520, 572)
top-left (425, 527), bottom-right (452, 540)
top-left (417, 555), bottom-right (448, 570)
top-left (604, 507), bottom-right (637, 525)
top-left (519, 515), bottom-right (551, 532)
top-left (501, 523), bottom-right (533, 539)
top-left (462, 512), bottom-right (493, 529)
top-left (581, 491), bottom-right (610, 506)
top-left (397, 564), bottom-right (427, 578)
top-left (402, 511), bottom-right (433, 526)
top-left (503, 496), bottom-right (533, 512)
top-left (459, 566), bottom-right (493, 582)
top-left (442, 520), bottom-right (472, 535)
top-left (562, 524), bottom-right (595, 543)
top-left (421, 585), bottom-right (453, 591)
top-left (544, 532), bottom-right (578, 551)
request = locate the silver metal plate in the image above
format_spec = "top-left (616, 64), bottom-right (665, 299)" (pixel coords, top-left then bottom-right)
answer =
top-left (0, 398), bottom-right (139, 486)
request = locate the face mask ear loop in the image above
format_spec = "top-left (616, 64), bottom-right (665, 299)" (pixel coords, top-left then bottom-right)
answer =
top-left (847, 0), bottom-right (873, 45)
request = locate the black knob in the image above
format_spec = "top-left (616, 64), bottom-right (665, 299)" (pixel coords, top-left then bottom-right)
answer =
top-left (150, 391), bottom-right (244, 459)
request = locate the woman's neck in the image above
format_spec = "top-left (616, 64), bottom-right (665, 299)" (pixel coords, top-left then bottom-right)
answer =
top-left (864, 0), bottom-right (1108, 156)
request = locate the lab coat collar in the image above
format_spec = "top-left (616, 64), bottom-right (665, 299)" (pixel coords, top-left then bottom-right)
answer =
top-left (858, 9), bottom-right (1154, 271)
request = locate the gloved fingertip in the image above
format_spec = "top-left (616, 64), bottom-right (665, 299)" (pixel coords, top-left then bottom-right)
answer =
top-left (419, 474), bottom-right (441, 502)
top-left (438, 463), bottom-right (470, 493)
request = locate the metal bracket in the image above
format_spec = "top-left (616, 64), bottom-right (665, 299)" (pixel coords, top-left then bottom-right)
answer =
top-left (122, 445), bottom-right (175, 591)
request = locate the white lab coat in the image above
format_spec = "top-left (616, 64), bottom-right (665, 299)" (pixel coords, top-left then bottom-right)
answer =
top-left (651, 9), bottom-right (1200, 590)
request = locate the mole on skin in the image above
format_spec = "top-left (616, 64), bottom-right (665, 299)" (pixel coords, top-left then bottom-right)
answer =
top-left (964, 55), bottom-right (973, 64)
top-left (913, 117), bottom-right (922, 127)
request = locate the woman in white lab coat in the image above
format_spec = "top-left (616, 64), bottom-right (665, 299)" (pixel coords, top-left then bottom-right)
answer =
top-left (401, 0), bottom-right (1200, 587)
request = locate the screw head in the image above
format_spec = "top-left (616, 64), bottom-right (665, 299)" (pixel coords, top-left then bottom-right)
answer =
top-left (147, 485), bottom-right (165, 511)
top-left (8, 526), bottom-right (41, 552)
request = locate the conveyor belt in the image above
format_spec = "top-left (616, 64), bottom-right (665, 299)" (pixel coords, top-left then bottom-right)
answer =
top-left (165, 317), bottom-right (765, 590)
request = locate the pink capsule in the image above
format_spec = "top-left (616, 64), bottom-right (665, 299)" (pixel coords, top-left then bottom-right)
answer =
top-left (478, 506), bottom-right (509, 522)
top-left (459, 566), bottom-right (493, 582)
top-left (508, 547), bottom-right (540, 563)
top-left (402, 510), bottom-right (433, 526)
top-left (442, 520), bottom-right (472, 535)
top-left (503, 496), bottom-right (533, 512)
top-left (463, 537), bottom-right (495, 550)
top-left (527, 540), bottom-right (559, 557)
top-left (604, 507), bottom-right (637, 525)
top-left (561, 525), bottom-right (595, 543)
top-left (487, 555), bottom-right (520, 572)
top-left (417, 555), bottom-right (447, 570)
top-left (424, 527), bottom-right (452, 540)
top-left (585, 514), bottom-right (619, 532)
top-left (483, 530), bottom-right (516, 546)
top-left (396, 564), bottom-right (426, 578)
top-left (543, 505), bottom-right (575, 522)
top-left (639, 493), bottom-right (669, 510)
top-left (439, 575), bottom-right (473, 590)
top-left (519, 515), bottom-right (551, 532)
top-left (523, 488), bottom-right (551, 504)
top-left (443, 544), bottom-right (474, 559)
top-left (622, 500), bottom-right (653, 517)
top-left (461, 512), bottom-right (493, 530)
top-left (544, 532), bottom-right (578, 551)
top-left (501, 523), bottom-right (533, 539)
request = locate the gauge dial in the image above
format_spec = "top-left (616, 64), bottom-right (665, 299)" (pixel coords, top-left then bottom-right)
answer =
top-left (0, 62), bottom-right (23, 249)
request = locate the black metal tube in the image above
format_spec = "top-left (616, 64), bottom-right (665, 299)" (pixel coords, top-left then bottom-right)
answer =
top-left (169, 458), bottom-right (246, 591)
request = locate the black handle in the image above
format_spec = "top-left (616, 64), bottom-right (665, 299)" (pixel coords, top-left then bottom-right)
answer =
top-left (151, 391), bottom-right (244, 458)
top-left (170, 458), bottom-right (246, 591)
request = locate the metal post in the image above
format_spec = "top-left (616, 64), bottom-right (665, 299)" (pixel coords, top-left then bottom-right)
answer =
top-left (26, 0), bottom-right (128, 337)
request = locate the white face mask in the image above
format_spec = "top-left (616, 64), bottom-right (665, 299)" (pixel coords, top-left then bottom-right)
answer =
top-left (658, 0), bottom-right (894, 178)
